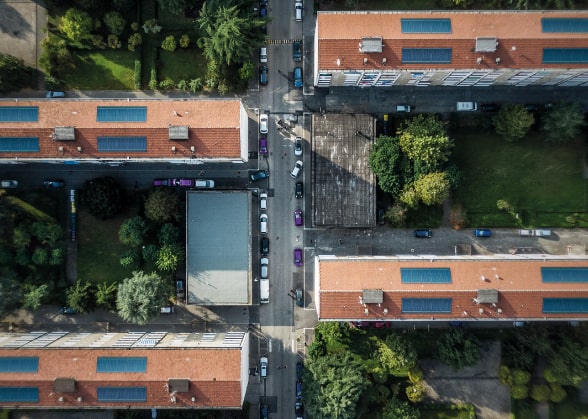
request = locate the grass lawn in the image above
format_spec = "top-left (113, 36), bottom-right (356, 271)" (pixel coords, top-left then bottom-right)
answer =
top-left (552, 397), bottom-right (588, 419)
top-left (159, 48), bottom-right (207, 83)
top-left (452, 131), bottom-right (588, 227)
top-left (420, 405), bottom-right (476, 419)
top-left (63, 50), bottom-right (135, 90)
top-left (77, 210), bottom-right (134, 285)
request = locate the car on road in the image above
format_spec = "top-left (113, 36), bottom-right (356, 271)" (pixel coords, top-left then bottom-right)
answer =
top-left (396, 104), bottom-right (411, 112)
top-left (260, 257), bottom-right (269, 279)
top-left (296, 362), bottom-right (303, 380)
top-left (153, 179), bottom-right (170, 187)
top-left (295, 288), bottom-right (304, 306)
top-left (296, 381), bottom-right (302, 400)
top-left (293, 40), bottom-right (302, 62)
top-left (259, 65), bottom-right (268, 86)
top-left (260, 403), bottom-right (269, 419)
top-left (294, 209), bottom-right (303, 226)
top-left (260, 357), bottom-right (268, 377)
top-left (0, 180), bottom-right (18, 189)
top-left (259, 113), bottom-right (269, 134)
top-left (59, 306), bottom-right (77, 314)
top-left (259, 46), bottom-right (267, 63)
top-left (294, 136), bottom-right (302, 156)
top-left (259, 192), bottom-right (268, 210)
top-left (195, 179), bottom-right (215, 188)
top-left (160, 306), bottom-right (174, 314)
top-left (293, 66), bottom-right (303, 88)
top-left (173, 178), bottom-right (194, 187)
top-left (294, 0), bottom-right (302, 21)
top-left (46, 91), bottom-right (65, 98)
top-left (43, 179), bottom-right (65, 188)
top-left (260, 214), bottom-right (268, 234)
top-left (260, 237), bottom-right (269, 256)
top-left (475, 228), bottom-right (492, 237)
top-left (259, 4), bottom-right (267, 16)
top-left (481, 103), bottom-right (500, 112)
top-left (250, 170), bottom-right (269, 182)
top-left (295, 401), bottom-right (304, 418)
top-left (295, 182), bottom-right (303, 199)
top-left (259, 137), bottom-right (268, 155)
top-left (294, 248), bottom-right (303, 267)
top-left (415, 229), bottom-right (432, 238)
top-left (290, 160), bottom-right (303, 178)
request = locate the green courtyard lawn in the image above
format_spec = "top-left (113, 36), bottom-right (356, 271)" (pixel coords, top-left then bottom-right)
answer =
top-left (159, 48), bottom-right (207, 83)
top-left (420, 404), bottom-right (477, 419)
top-left (452, 131), bottom-right (588, 228)
top-left (552, 396), bottom-right (588, 418)
top-left (63, 50), bottom-right (135, 90)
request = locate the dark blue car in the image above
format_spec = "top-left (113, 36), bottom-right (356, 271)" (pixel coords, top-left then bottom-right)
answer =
top-left (475, 229), bottom-right (492, 237)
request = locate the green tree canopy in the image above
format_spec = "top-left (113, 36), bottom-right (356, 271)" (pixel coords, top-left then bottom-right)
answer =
top-left (95, 282), bottom-right (118, 312)
top-left (412, 171), bottom-right (451, 206)
top-left (118, 216), bottom-right (148, 247)
top-left (0, 267), bottom-right (21, 316)
top-left (22, 284), bottom-right (49, 310)
top-left (0, 53), bottom-right (34, 94)
top-left (397, 114), bottom-right (453, 170)
top-left (161, 35), bottom-right (177, 52)
top-left (368, 135), bottom-right (404, 195)
top-left (144, 188), bottom-right (179, 223)
top-left (492, 104), bottom-right (535, 142)
top-left (60, 8), bottom-right (94, 42)
top-left (379, 397), bottom-right (420, 419)
top-left (156, 0), bottom-right (189, 15)
top-left (436, 328), bottom-right (480, 371)
top-left (117, 271), bottom-right (168, 325)
top-left (377, 332), bottom-right (417, 372)
top-left (547, 336), bottom-right (588, 386)
top-left (103, 11), bottom-right (126, 36)
top-left (39, 37), bottom-right (76, 78)
top-left (156, 243), bottom-right (184, 272)
top-left (81, 176), bottom-right (123, 219)
top-left (542, 101), bottom-right (586, 144)
top-left (66, 280), bottom-right (95, 313)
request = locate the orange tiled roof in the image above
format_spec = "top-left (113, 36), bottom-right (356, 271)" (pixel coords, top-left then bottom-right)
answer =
top-left (317, 11), bottom-right (588, 71)
top-left (0, 348), bottom-right (243, 408)
top-left (0, 99), bottom-right (243, 160)
top-left (317, 256), bottom-right (588, 321)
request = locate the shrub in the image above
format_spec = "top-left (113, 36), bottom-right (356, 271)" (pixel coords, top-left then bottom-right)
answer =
top-left (408, 366), bottom-right (424, 384)
top-left (103, 11), bottom-right (126, 35)
top-left (179, 34), bottom-right (190, 48)
top-left (107, 34), bottom-right (121, 49)
top-left (406, 382), bottom-right (425, 403)
top-left (177, 80), bottom-right (188, 91)
top-left (530, 384), bottom-right (551, 402)
top-left (133, 59), bottom-right (141, 89)
top-left (543, 367), bottom-right (558, 384)
top-left (549, 383), bottom-right (567, 403)
top-left (91, 34), bottom-right (106, 49)
top-left (499, 365), bottom-right (513, 386)
top-left (43, 74), bottom-right (62, 91)
top-left (128, 33), bottom-right (142, 52)
top-left (511, 369), bottom-right (531, 386)
top-left (130, 22), bottom-right (139, 31)
top-left (148, 67), bottom-right (158, 90)
top-left (161, 35), bottom-right (177, 52)
top-left (189, 78), bottom-right (203, 93)
top-left (511, 384), bottom-right (529, 400)
top-left (385, 203), bottom-right (407, 227)
top-left (159, 78), bottom-right (175, 90)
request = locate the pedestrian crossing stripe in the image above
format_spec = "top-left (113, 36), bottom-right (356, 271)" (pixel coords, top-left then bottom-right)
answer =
top-left (265, 39), bottom-right (302, 45)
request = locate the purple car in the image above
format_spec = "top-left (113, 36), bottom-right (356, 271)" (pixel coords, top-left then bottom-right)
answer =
top-left (172, 178), bottom-right (194, 187)
top-left (294, 248), bottom-right (303, 266)
top-left (294, 209), bottom-right (303, 226)
top-left (259, 137), bottom-right (268, 155)
top-left (153, 179), bottom-right (170, 186)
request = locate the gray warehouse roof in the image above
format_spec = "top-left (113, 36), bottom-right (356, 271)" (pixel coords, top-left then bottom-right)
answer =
top-left (186, 191), bottom-right (251, 305)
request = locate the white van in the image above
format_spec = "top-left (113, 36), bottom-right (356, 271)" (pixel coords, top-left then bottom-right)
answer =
top-left (259, 192), bottom-right (267, 211)
top-left (260, 47), bottom-right (267, 63)
top-left (295, 1), bottom-right (302, 21)
top-left (260, 279), bottom-right (269, 304)
top-left (260, 214), bottom-right (268, 235)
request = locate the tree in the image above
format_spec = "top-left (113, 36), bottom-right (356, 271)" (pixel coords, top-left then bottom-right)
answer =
top-left (0, 53), bottom-right (34, 94)
top-left (118, 216), bottom-right (148, 247)
top-left (530, 384), bottom-right (551, 402)
top-left (547, 336), bottom-right (588, 386)
top-left (377, 333), bottom-right (417, 372)
top-left (549, 383), bottom-right (567, 403)
top-left (107, 34), bottom-right (121, 49)
top-left (436, 328), bottom-right (479, 371)
top-left (179, 34), bottom-right (190, 48)
top-left (127, 32), bottom-right (142, 51)
top-left (144, 188), bottom-right (179, 223)
top-left (492, 104), bottom-right (535, 142)
top-left (32, 248), bottom-right (50, 265)
top-left (238, 61), bottom-right (255, 82)
top-left (156, 243), bottom-right (184, 272)
top-left (66, 280), bottom-right (95, 313)
top-left (117, 271), bottom-right (168, 325)
top-left (511, 384), bottom-right (529, 400)
top-left (412, 172), bottom-right (451, 206)
top-left (103, 11), bottom-right (126, 35)
top-left (32, 222), bottom-right (63, 247)
top-left (397, 114), bottom-right (453, 170)
top-left (161, 35), bottom-right (177, 52)
top-left (542, 102), bottom-right (586, 144)
top-left (384, 203), bottom-right (407, 227)
top-left (405, 382), bottom-right (425, 403)
top-left (368, 135), bottom-right (404, 195)
top-left (157, 0), bottom-right (189, 15)
top-left (59, 8), bottom-right (94, 42)
top-left (81, 176), bottom-right (123, 219)
top-left (0, 267), bottom-right (21, 316)
top-left (22, 284), bottom-right (49, 310)
top-left (95, 282), bottom-right (118, 311)
top-left (158, 223), bottom-right (179, 246)
top-left (379, 398), bottom-right (420, 419)
top-left (39, 37), bottom-right (76, 78)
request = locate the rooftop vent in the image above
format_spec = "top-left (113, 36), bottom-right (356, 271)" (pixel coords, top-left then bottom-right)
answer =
top-left (169, 125), bottom-right (189, 140)
top-left (360, 37), bottom-right (383, 53)
top-left (53, 126), bottom-right (76, 141)
top-left (475, 37), bottom-right (498, 53)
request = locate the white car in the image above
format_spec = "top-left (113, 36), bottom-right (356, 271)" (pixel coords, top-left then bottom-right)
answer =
top-left (260, 213), bottom-right (268, 234)
top-left (260, 357), bottom-right (268, 377)
top-left (260, 257), bottom-right (269, 279)
top-left (294, 136), bottom-right (302, 156)
top-left (0, 180), bottom-right (18, 188)
top-left (260, 113), bottom-right (269, 134)
top-left (195, 179), bottom-right (215, 188)
top-left (259, 192), bottom-right (268, 211)
top-left (290, 160), bottom-right (303, 178)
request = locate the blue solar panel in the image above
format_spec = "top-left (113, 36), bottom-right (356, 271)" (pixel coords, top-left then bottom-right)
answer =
top-left (0, 387), bottom-right (39, 402)
top-left (0, 357), bottom-right (38, 373)
top-left (0, 107), bottom-right (38, 122)
top-left (97, 357), bottom-right (147, 373)
top-left (542, 18), bottom-right (588, 33)
top-left (543, 298), bottom-right (588, 313)
top-left (97, 136), bottom-right (147, 152)
top-left (542, 267), bottom-right (588, 283)
top-left (401, 19), bottom-right (451, 33)
top-left (97, 106), bottom-right (147, 122)
top-left (402, 298), bottom-right (452, 313)
top-left (0, 137), bottom-right (40, 152)
top-left (543, 48), bottom-right (588, 63)
top-left (401, 268), bottom-right (451, 284)
top-left (97, 387), bottom-right (147, 402)
top-left (402, 48), bottom-right (452, 64)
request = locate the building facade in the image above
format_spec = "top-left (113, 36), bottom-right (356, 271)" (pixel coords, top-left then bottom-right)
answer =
top-left (314, 11), bottom-right (588, 88)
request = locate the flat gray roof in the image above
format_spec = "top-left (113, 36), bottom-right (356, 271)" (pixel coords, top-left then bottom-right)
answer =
top-left (186, 191), bottom-right (251, 305)
top-left (312, 113), bottom-right (376, 227)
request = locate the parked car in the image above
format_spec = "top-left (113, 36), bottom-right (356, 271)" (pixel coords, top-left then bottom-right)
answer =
top-left (195, 180), bottom-right (215, 188)
top-left (259, 4), bottom-right (267, 16)
top-left (59, 306), bottom-right (77, 314)
top-left (295, 182), bottom-right (303, 199)
top-left (172, 178), bottom-right (194, 187)
top-left (481, 103), bottom-right (500, 112)
top-left (294, 209), bottom-right (303, 226)
top-left (259, 113), bottom-right (269, 134)
top-left (294, 0), bottom-right (302, 22)
top-left (295, 287), bottom-right (304, 306)
top-left (0, 180), bottom-right (18, 189)
top-left (296, 381), bottom-right (302, 400)
top-left (153, 179), bottom-right (171, 187)
top-left (260, 357), bottom-right (268, 377)
top-left (260, 257), bottom-right (269, 279)
top-left (259, 192), bottom-right (268, 210)
top-left (43, 179), bottom-right (65, 188)
top-left (290, 160), bottom-right (303, 178)
top-left (46, 91), bottom-right (65, 98)
top-left (475, 228), bottom-right (492, 237)
top-left (396, 104), bottom-right (411, 112)
top-left (160, 306), bottom-right (174, 314)
top-left (260, 237), bottom-right (269, 256)
top-left (293, 66), bottom-right (303, 88)
top-left (415, 229), bottom-right (432, 238)
top-left (259, 137), bottom-right (268, 155)
top-left (250, 170), bottom-right (269, 182)
top-left (293, 40), bottom-right (302, 62)
top-left (260, 403), bottom-right (269, 419)
top-left (294, 248), bottom-right (303, 266)
top-left (260, 213), bottom-right (268, 235)
top-left (295, 401), bottom-right (304, 419)
top-left (259, 65), bottom-right (268, 86)
top-left (296, 362), bottom-right (303, 380)
top-left (259, 46), bottom-right (267, 63)
top-left (294, 136), bottom-right (302, 156)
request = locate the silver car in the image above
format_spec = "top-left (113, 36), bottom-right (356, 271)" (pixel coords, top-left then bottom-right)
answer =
top-left (290, 160), bottom-right (303, 178)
